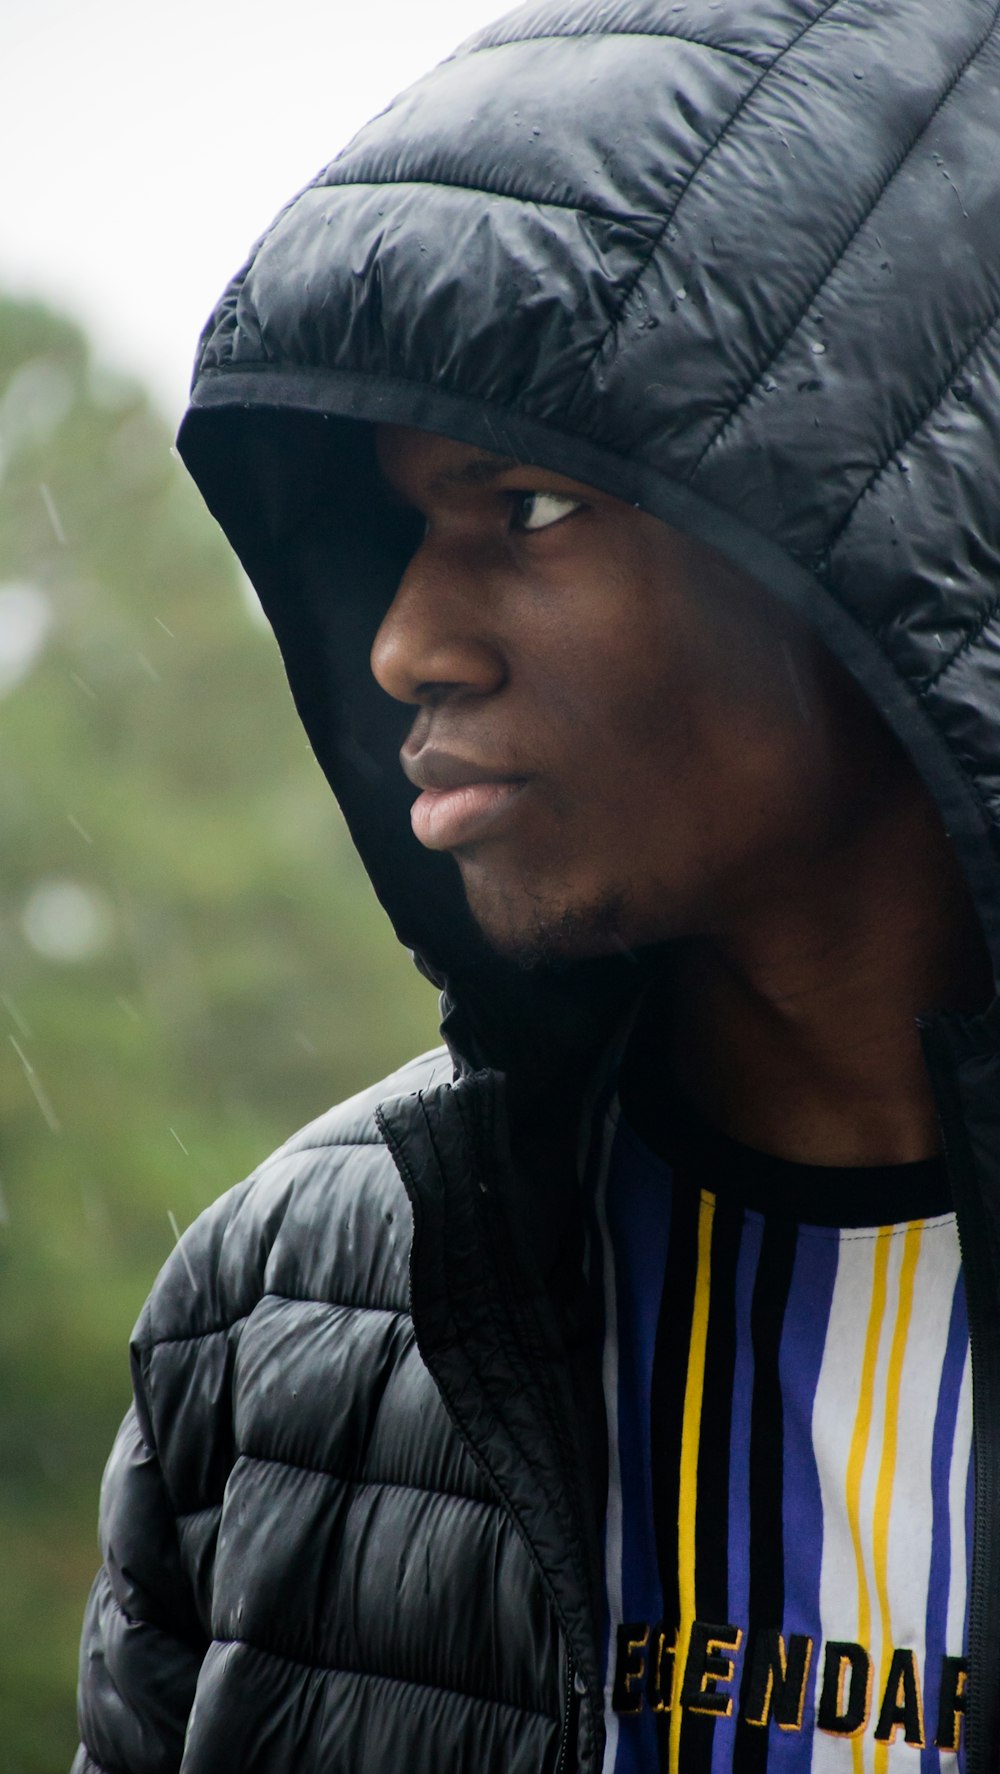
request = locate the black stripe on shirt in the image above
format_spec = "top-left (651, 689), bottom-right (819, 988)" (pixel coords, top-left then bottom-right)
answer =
top-left (733, 1216), bottom-right (798, 1774)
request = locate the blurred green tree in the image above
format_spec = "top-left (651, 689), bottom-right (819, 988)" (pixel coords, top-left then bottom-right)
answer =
top-left (0, 294), bottom-right (438, 1770)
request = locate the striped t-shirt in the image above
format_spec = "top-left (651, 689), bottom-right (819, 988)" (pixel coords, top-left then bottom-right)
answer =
top-left (593, 1095), bottom-right (972, 1774)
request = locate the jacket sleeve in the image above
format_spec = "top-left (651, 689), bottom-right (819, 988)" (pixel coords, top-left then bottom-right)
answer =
top-left (72, 1389), bottom-right (208, 1774)
top-left (71, 1146), bottom-right (305, 1771)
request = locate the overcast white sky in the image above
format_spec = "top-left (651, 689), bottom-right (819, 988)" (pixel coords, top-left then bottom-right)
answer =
top-left (2, 0), bottom-right (512, 424)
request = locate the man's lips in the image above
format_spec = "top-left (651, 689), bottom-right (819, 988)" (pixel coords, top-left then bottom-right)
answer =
top-left (402, 751), bottom-right (529, 851)
top-left (410, 781), bottom-right (527, 849)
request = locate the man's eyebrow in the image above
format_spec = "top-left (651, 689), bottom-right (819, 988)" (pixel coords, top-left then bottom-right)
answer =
top-left (430, 453), bottom-right (521, 490)
top-left (376, 451), bottom-right (523, 509)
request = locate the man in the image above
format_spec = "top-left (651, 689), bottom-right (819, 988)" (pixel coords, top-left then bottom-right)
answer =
top-left (73, 1), bottom-right (1000, 1770)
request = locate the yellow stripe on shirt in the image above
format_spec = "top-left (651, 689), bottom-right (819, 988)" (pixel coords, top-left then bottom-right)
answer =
top-left (670, 1191), bottom-right (715, 1774)
top-left (845, 1229), bottom-right (892, 1772)
top-left (873, 1221), bottom-right (924, 1773)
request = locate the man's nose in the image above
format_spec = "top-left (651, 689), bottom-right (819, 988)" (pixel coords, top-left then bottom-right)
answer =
top-left (370, 545), bottom-right (506, 707)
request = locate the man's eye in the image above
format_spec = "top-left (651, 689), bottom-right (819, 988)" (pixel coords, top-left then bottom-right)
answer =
top-left (510, 491), bottom-right (584, 533)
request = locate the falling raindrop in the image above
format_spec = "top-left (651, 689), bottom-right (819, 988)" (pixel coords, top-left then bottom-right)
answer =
top-left (342, 733), bottom-right (382, 782)
top-left (167, 1210), bottom-right (199, 1290)
top-left (610, 933), bottom-right (640, 964)
top-left (9, 1036), bottom-right (61, 1133)
top-left (38, 482), bottom-right (67, 545)
top-left (0, 993), bottom-right (32, 1040)
top-left (781, 640), bottom-right (813, 724)
top-left (67, 814), bottom-right (94, 846)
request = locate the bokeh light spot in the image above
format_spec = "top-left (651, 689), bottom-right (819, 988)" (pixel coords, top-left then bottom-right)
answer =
top-left (0, 581), bottom-right (53, 694)
top-left (21, 879), bottom-right (115, 962)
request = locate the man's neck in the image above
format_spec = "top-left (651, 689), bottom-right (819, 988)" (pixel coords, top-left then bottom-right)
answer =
top-left (665, 791), bottom-right (992, 1168)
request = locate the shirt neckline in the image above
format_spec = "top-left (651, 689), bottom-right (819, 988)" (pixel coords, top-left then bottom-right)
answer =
top-left (617, 1085), bottom-right (952, 1228)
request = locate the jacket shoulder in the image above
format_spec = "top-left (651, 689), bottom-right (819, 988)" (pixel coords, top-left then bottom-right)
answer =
top-left (136, 1044), bottom-right (450, 1356)
top-left (281, 1041), bottom-right (452, 1154)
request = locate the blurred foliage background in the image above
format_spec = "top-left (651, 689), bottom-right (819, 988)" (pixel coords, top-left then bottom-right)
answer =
top-left (0, 292), bottom-right (439, 1770)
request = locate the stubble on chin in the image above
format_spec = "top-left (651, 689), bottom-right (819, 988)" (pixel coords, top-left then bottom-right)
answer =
top-left (464, 875), bottom-right (633, 971)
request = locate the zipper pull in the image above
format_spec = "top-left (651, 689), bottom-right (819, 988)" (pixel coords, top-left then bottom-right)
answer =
top-left (557, 1659), bottom-right (586, 1772)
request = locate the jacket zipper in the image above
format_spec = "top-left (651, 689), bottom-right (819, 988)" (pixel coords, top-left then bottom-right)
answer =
top-left (556, 1653), bottom-right (577, 1774)
top-left (466, 1080), bottom-right (601, 1773)
top-left (463, 1078), bottom-right (602, 1771)
top-left (923, 1021), bottom-right (1000, 1774)
top-left (382, 1085), bottom-right (599, 1772)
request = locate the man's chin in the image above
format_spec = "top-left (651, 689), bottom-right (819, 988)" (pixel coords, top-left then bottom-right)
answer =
top-left (465, 885), bottom-right (634, 971)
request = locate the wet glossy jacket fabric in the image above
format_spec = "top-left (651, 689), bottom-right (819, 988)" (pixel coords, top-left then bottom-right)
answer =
top-left (74, 1), bottom-right (1000, 1769)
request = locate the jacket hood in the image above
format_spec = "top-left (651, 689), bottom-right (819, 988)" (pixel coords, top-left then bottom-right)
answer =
top-left (178, 0), bottom-right (1000, 1077)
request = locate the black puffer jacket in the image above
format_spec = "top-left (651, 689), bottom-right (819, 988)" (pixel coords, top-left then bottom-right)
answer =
top-left (75, 2), bottom-right (1000, 1769)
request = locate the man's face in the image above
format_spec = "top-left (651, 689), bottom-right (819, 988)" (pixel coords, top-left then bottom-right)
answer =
top-left (371, 424), bottom-right (888, 964)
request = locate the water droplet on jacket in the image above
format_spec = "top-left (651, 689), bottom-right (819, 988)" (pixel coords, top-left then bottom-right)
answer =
top-left (897, 457), bottom-right (911, 474)
top-left (531, 127), bottom-right (541, 137)
top-left (763, 378), bottom-right (778, 394)
top-left (810, 340), bottom-right (826, 356)
top-left (853, 69), bottom-right (865, 79)
top-left (674, 287), bottom-right (687, 302)
top-left (952, 377), bottom-right (974, 403)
